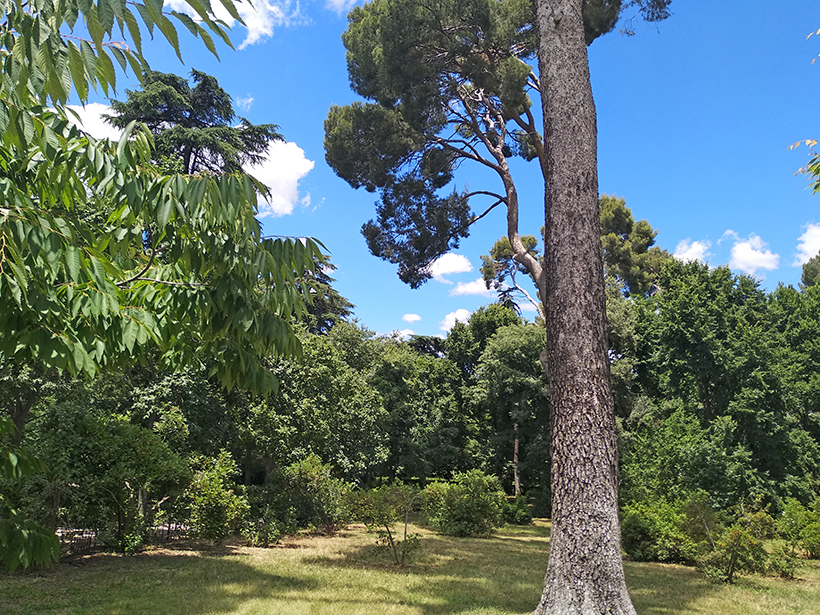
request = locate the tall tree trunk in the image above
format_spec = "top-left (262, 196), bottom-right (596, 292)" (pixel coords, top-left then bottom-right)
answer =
top-left (513, 421), bottom-right (521, 497)
top-left (533, 1), bottom-right (636, 614)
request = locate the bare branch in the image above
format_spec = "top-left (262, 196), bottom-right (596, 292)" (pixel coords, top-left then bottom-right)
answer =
top-left (469, 197), bottom-right (505, 225)
top-left (433, 137), bottom-right (502, 172)
top-left (509, 268), bottom-right (544, 318)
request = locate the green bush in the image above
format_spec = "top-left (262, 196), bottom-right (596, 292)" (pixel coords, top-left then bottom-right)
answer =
top-left (238, 457), bottom-right (352, 541)
top-left (777, 496), bottom-right (820, 559)
top-left (778, 497), bottom-right (809, 548)
top-left (349, 484), bottom-right (420, 565)
top-left (501, 495), bottom-right (533, 525)
top-left (699, 524), bottom-right (768, 583)
top-left (241, 515), bottom-right (284, 548)
top-left (698, 506), bottom-right (776, 584)
top-left (184, 451), bottom-right (249, 543)
top-left (423, 471), bottom-right (505, 538)
top-left (620, 499), bottom-right (700, 564)
top-left (276, 455), bottom-right (351, 534)
top-left (801, 521), bottom-right (820, 559)
top-left (768, 543), bottom-right (798, 580)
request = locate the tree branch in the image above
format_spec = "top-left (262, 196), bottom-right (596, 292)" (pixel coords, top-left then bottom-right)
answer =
top-left (117, 250), bottom-right (156, 287)
top-left (509, 269), bottom-right (544, 319)
top-left (123, 278), bottom-right (207, 287)
top-left (433, 137), bottom-right (502, 172)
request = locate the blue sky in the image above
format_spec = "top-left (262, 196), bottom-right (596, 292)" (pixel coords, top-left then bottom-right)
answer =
top-left (74, 0), bottom-right (820, 338)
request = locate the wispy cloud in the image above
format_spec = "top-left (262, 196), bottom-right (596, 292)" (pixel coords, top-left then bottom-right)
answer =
top-left (402, 313), bottom-right (422, 323)
top-left (726, 232), bottom-right (780, 275)
top-left (428, 253), bottom-right (473, 284)
top-left (674, 239), bottom-right (711, 263)
top-left (794, 223), bottom-right (820, 266)
top-left (325, 0), bottom-right (359, 15)
top-left (449, 278), bottom-right (494, 297)
top-left (440, 308), bottom-right (471, 332)
top-left (235, 96), bottom-right (254, 112)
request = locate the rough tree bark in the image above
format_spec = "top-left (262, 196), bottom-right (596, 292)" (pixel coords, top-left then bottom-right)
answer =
top-left (532, 1), bottom-right (636, 614)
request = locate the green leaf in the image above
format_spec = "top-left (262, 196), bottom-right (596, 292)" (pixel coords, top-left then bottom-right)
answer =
top-left (80, 41), bottom-right (97, 87)
top-left (86, 6), bottom-right (106, 56)
top-left (96, 49), bottom-right (116, 95)
top-left (108, 0), bottom-right (126, 20)
top-left (216, 0), bottom-right (243, 24)
top-left (170, 11), bottom-right (200, 38)
top-left (156, 197), bottom-right (172, 229)
top-left (197, 28), bottom-right (219, 60)
top-left (156, 16), bottom-right (182, 63)
top-left (109, 45), bottom-right (128, 72)
top-left (123, 318), bottom-right (138, 353)
top-left (97, 0), bottom-right (115, 32)
top-left (124, 9), bottom-right (143, 54)
top-left (135, 3), bottom-right (156, 37)
top-left (65, 245), bottom-right (81, 282)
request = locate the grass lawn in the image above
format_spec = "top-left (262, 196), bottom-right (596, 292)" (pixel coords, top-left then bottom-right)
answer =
top-left (2, 521), bottom-right (819, 615)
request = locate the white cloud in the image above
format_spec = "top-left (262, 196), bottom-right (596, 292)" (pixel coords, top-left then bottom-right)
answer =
top-left (391, 329), bottom-right (414, 339)
top-left (235, 96), bottom-right (254, 112)
top-left (402, 313), bottom-right (422, 323)
top-left (440, 308), bottom-right (471, 332)
top-left (247, 141), bottom-right (315, 217)
top-left (428, 253), bottom-right (473, 284)
top-left (674, 239), bottom-right (711, 263)
top-left (449, 278), bottom-right (494, 297)
top-left (164, 0), bottom-right (304, 49)
top-left (728, 233), bottom-right (780, 275)
top-left (794, 223), bottom-right (820, 266)
top-left (66, 103), bottom-right (122, 141)
top-left (325, 0), bottom-right (359, 15)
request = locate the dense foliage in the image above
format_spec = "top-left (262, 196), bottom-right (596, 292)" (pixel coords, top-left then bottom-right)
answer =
top-left (5, 255), bottom-right (820, 583)
top-left (0, 0), bottom-right (319, 572)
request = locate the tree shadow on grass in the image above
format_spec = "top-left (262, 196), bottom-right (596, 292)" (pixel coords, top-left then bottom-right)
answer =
top-left (298, 522), bottom-right (724, 615)
top-left (626, 561), bottom-right (761, 615)
top-left (0, 545), bottom-right (318, 615)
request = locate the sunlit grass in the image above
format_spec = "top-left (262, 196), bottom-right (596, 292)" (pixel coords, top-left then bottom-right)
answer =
top-left (1, 521), bottom-right (818, 615)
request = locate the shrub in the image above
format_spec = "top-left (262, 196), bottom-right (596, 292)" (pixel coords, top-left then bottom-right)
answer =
top-left (424, 471), bottom-right (505, 538)
top-left (778, 497), bottom-right (809, 548)
top-left (277, 455), bottom-right (351, 534)
top-left (502, 495), bottom-right (533, 525)
top-left (620, 499), bottom-right (700, 564)
top-left (184, 452), bottom-right (249, 543)
top-left (801, 521), bottom-right (820, 559)
top-left (530, 485), bottom-right (551, 519)
top-left (350, 484), bottom-right (420, 566)
top-left (241, 515), bottom-right (284, 548)
top-left (768, 543), bottom-right (798, 580)
top-left (699, 524), bottom-right (768, 583)
top-left (698, 506), bottom-right (776, 584)
top-left (777, 496), bottom-right (820, 559)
